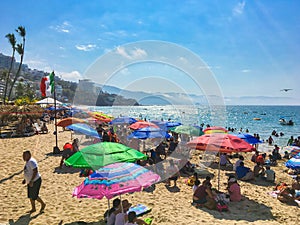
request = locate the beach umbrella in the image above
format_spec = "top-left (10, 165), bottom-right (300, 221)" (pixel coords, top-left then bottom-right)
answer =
top-left (109, 116), bottom-right (138, 125)
top-left (187, 134), bottom-right (254, 190)
top-left (89, 111), bottom-right (114, 120)
top-left (291, 147), bottom-right (300, 157)
top-left (73, 162), bottom-right (161, 200)
top-left (127, 127), bottom-right (171, 140)
top-left (169, 125), bottom-right (204, 136)
top-left (203, 126), bottom-right (228, 134)
top-left (285, 153), bottom-right (300, 170)
top-left (235, 133), bottom-right (263, 145)
top-left (281, 146), bottom-right (300, 156)
top-left (64, 142), bottom-right (147, 169)
top-left (56, 117), bottom-right (86, 127)
top-left (66, 123), bottom-right (99, 138)
top-left (129, 121), bottom-right (159, 130)
top-left (151, 120), bottom-right (182, 129)
top-left (187, 134), bottom-right (255, 153)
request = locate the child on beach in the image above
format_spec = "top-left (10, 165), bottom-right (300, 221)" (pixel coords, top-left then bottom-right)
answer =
top-left (193, 179), bottom-right (201, 193)
top-left (186, 172), bottom-right (198, 186)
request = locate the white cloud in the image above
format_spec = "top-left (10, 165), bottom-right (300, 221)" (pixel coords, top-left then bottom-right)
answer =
top-left (75, 44), bottom-right (97, 51)
top-left (116, 46), bottom-right (147, 60)
top-left (233, 1), bottom-right (246, 16)
top-left (241, 69), bottom-right (251, 73)
top-left (59, 71), bottom-right (82, 82)
top-left (50, 21), bottom-right (72, 33)
top-left (104, 30), bottom-right (128, 38)
top-left (119, 68), bottom-right (130, 76)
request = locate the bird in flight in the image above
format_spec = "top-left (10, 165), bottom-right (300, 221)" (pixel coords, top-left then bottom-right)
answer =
top-left (280, 89), bottom-right (292, 92)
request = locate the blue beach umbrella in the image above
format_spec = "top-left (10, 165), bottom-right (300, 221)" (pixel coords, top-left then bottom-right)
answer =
top-left (236, 133), bottom-right (263, 145)
top-left (67, 123), bottom-right (99, 138)
top-left (127, 127), bottom-right (171, 140)
top-left (151, 120), bottom-right (182, 130)
top-left (285, 153), bottom-right (300, 170)
top-left (109, 116), bottom-right (137, 125)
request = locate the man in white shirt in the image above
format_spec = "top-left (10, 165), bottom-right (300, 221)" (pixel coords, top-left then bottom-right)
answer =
top-left (22, 150), bottom-right (46, 213)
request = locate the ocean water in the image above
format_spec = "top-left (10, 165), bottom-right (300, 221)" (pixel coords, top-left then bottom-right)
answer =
top-left (91, 105), bottom-right (300, 147)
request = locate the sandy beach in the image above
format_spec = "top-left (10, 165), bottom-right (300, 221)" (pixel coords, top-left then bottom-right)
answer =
top-left (0, 124), bottom-right (299, 225)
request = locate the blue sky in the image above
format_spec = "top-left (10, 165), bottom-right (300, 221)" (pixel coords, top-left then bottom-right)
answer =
top-left (0, 0), bottom-right (299, 104)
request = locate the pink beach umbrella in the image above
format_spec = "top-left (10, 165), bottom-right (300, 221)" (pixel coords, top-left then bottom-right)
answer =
top-left (129, 121), bottom-right (159, 130)
top-left (73, 162), bottom-right (160, 200)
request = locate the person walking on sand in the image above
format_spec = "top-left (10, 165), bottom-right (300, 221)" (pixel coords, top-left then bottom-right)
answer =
top-left (22, 150), bottom-right (46, 213)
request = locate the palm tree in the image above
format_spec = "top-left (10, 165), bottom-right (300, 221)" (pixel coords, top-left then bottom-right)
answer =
top-left (7, 26), bottom-right (26, 102)
top-left (2, 33), bottom-right (16, 104)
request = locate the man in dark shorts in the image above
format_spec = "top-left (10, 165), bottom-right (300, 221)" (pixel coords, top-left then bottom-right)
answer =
top-left (22, 150), bottom-right (46, 213)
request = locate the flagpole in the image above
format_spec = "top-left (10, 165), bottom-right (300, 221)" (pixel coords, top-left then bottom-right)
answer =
top-left (53, 71), bottom-right (60, 154)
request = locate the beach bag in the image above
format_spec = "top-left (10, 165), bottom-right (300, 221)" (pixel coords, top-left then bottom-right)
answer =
top-left (216, 200), bottom-right (229, 212)
top-left (216, 194), bottom-right (229, 212)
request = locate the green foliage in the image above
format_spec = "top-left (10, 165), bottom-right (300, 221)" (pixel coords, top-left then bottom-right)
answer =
top-left (14, 96), bottom-right (32, 106)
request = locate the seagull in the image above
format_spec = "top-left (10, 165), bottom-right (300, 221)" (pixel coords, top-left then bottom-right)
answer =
top-left (280, 89), bottom-right (292, 92)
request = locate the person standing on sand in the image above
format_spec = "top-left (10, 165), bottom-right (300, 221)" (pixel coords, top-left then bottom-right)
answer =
top-left (22, 150), bottom-right (46, 213)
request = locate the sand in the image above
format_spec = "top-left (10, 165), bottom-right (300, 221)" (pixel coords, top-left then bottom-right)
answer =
top-left (0, 124), bottom-right (299, 225)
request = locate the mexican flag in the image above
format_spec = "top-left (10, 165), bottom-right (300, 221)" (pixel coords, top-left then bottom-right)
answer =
top-left (40, 71), bottom-right (55, 97)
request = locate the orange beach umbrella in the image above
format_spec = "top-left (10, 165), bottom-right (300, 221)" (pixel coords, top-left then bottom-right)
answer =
top-left (56, 117), bottom-right (86, 127)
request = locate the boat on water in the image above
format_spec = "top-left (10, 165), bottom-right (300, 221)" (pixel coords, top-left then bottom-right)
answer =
top-left (279, 118), bottom-right (294, 126)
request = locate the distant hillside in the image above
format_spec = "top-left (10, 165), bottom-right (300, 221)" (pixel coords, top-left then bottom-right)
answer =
top-left (0, 52), bottom-right (140, 106)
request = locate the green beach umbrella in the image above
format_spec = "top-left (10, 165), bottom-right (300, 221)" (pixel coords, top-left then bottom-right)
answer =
top-left (170, 125), bottom-right (204, 136)
top-left (64, 142), bottom-right (147, 169)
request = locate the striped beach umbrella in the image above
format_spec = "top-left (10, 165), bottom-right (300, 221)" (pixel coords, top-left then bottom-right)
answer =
top-left (285, 153), bottom-right (300, 170)
top-left (73, 162), bottom-right (160, 199)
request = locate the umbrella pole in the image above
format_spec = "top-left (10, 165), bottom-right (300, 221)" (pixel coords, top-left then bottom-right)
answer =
top-left (107, 199), bottom-right (110, 224)
top-left (120, 195), bottom-right (123, 213)
top-left (218, 153), bottom-right (220, 191)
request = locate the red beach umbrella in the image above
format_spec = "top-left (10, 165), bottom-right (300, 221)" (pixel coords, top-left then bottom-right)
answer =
top-left (187, 134), bottom-right (255, 190)
top-left (187, 133), bottom-right (255, 153)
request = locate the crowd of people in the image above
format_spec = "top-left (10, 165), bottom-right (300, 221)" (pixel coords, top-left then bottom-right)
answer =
top-left (23, 111), bottom-right (300, 219)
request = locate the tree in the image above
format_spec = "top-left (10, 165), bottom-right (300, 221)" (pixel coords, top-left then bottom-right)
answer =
top-left (2, 33), bottom-right (16, 104)
top-left (7, 26), bottom-right (26, 102)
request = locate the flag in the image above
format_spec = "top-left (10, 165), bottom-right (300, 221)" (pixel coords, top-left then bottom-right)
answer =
top-left (40, 71), bottom-right (55, 97)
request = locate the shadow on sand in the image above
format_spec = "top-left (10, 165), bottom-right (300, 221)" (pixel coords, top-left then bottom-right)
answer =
top-left (165, 185), bottom-right (180, 192)
top-left (195, 196), bottom-right (275, 222)
top-left (0, 170), bottom-right (23, 184)
top-left (8, 212), bottom-right (43, 225)
top-left (63, 219), bottom-right (106, 225)
top-left (143, 184), bottom-right (156, 193)
top-left (53, 166), bottom-right (82, 174)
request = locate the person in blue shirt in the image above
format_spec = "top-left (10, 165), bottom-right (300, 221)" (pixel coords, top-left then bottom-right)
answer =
top-left (236, 162), bottom-right (254, 181)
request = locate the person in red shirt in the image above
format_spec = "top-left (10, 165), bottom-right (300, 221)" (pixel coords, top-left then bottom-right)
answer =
top-left (256, 153), bottom-right (266, 165)
top-left (59, 142), bottom-right (73, 168)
